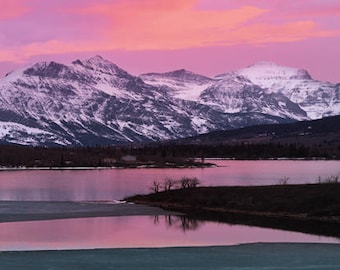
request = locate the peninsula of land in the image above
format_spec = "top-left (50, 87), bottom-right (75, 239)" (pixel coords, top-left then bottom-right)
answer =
top-left (127, 183), bottom-right (340, 238)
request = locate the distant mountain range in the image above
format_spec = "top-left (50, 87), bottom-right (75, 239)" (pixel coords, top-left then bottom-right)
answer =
top-left (0, 56), bottom-right (339, 146)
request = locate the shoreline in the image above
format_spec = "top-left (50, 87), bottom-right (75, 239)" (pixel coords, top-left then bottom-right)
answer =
top-left (0, 158), bottom-right (337, 171)
top-left (0, 163), bottom-right (215, 171)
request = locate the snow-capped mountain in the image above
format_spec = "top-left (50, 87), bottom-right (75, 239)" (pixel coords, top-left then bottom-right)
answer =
top-left (144, 62), bottom-right (339, 120)
top-left (235, 62), bottom-right (340, 119)
top-left (0, 56), bottom-right (338, 146)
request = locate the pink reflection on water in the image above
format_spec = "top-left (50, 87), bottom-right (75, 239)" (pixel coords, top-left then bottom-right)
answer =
top-left (0, 216), bottom-right (339, 251)
top-left (0, 160), bottom-right (339, 201)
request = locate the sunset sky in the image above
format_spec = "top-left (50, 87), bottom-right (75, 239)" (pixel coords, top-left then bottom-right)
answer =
top-left (0, 0), bottom-right (339, 82)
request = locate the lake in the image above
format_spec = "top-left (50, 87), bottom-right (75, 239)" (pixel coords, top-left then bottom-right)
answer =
top-left (1, 215), bottom-right (340, 251)
top-left (0, 160), bottom-right (339, 252)
top-left (0, 160), bottom-right (339, 201)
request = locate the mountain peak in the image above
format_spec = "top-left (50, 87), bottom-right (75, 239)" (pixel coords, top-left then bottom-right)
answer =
top-left (238, 62), bottom-right (312, 81)
top-left (164, 69), bottom-right (191, 76)
top-left (80, 55), bottom-right (115, 67)
top-left (141, 69), bottom-right (213, 84)
top-left (251, 61), bottom-right (278, 67)
top-left (73, 55), bottom-right (130, 77)
top-left (72, 55), bottom-right (107, 66)
top-left (142, 69), bottom-right (193, 77)
top-left (84, 55), bottom-right (108, 65)
top-left (90, 55), bottom-right (104, 61)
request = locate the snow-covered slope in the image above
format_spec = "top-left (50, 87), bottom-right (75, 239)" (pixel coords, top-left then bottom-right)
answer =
top-left (0, 57), bottom-right (338, 146)
top-left (140, 69), bottom-right (215, 101)
top-left (142, 62), bottom-right (339, 121)
top-left (199, 72), bottom-right (308, 120)
top-left (237, 61), bottom-right (312, 82)
top-left (235, 62), bottom-right (340, 119)
top-left (0, 56), bottom-right (274, 146)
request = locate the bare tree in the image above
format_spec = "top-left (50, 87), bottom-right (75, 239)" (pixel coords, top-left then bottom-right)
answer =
top-left (150, 180), bottom-right (160, 193)
top-left (180, 177), bottom-right (190, 189)
top-left (187, 177), bottom-right (200, 188)
top-left (151, 177), bottom-right (201, 193)
top-left (279, 176), bottom-right (289, 185)
top-left (163, 178), bottom-right (176, 191)
top-left (180, 177), bottom-right (200, 189)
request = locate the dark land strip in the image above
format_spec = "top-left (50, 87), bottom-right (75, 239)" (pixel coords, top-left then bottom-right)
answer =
top-left (127, 183), bottom-right (340, 238)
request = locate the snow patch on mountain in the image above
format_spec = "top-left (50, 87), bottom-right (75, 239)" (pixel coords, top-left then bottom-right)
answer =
top-left (140, 69), bottom-right (215, 101)
top-left (237, 62), bottom-right (312, 83)
top-left (0, 121), bottom-right (67, 146)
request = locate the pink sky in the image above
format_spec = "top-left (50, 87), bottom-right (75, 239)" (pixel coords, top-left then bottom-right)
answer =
top-left (0, 0), bottom-right (339, 82)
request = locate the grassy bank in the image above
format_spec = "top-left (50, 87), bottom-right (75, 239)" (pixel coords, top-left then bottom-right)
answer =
top-left (127, 183), bottom-right (340, 238)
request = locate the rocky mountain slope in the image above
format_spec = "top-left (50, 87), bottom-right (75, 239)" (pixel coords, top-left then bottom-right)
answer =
top-left (143, 62), bottom-right (339, 120)
top-left (0, 56), bottom-right (339, 146)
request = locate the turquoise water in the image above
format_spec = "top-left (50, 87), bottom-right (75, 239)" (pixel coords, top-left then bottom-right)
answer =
top-left (1, 243), bottom-right (340, 270)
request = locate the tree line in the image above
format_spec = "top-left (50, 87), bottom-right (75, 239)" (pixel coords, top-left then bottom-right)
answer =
top-left (0, 140), bottom-right (339, 168)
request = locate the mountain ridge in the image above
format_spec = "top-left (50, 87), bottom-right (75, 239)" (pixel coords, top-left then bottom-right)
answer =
top-left (0, 56), bottom-right (339, 146)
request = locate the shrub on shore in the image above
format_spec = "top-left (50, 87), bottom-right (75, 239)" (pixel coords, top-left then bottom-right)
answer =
top-left (150, 177), bottom-right (201, 193)
top-left (317, 173), bottom-right (340, 184)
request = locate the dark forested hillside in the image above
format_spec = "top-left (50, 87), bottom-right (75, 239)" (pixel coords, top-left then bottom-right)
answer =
top-left (0, 116), bottom-right (339, 168)
top-left (176, 115), bottom-right (340, 144)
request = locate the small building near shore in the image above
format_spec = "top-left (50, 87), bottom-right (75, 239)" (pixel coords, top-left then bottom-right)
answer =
top-left (102, 158), bottom-right (117, 166)
top-left (121, 155), bottom-right (137, 162)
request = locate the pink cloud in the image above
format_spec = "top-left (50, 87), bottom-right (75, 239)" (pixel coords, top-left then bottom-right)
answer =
top-left (106, 4), bottom-right (268, 50)
top-left (66, 0), bottom-right (339, 51)
top-left (0, 0), bottom-right (339, 83)
top-left (1, 0), bottom-right (339, 62)
top-left (0, 1), bottom-right (31, 20)
top-left (230, 21), bottom-right (339, 45)
top-left (1, 1), bottom-right (268, 61)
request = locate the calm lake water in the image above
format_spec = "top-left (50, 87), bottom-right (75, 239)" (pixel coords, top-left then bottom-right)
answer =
top-left (0, 160), bottom-right (339, 201)
top-left (1, 216), bottom-right (340, 251)
top-left (1, 160), bottom-right (340, 251)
